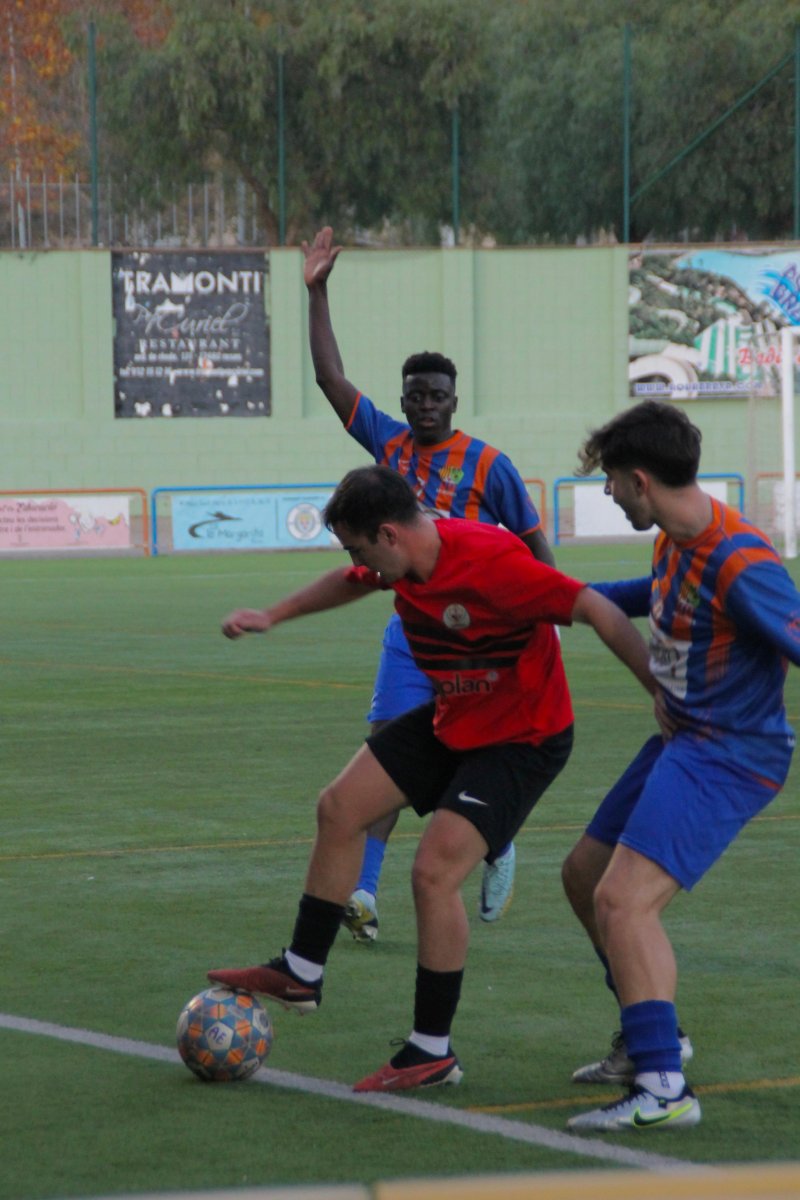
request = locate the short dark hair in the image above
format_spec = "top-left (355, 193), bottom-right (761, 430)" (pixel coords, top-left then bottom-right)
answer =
top-left (401, 351), bottom-right (457, 384)
top-left (324, 465), bottom-right (420, 540)
top-left (578, 400), bottom-right (702, 487)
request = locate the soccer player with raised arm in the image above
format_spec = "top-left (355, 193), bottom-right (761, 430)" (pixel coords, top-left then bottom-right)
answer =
top-left (562, 400), bottom-right (800, 1132)
top-left (209, 465), bottom-right (655, 1092)
top-left (302, 226), bottom-right (554, 940)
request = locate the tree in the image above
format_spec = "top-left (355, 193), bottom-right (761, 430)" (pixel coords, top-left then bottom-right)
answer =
top-left (0, 0), bottom-right (80, 178)
top-left (93, 0), bottom-right (495, 244)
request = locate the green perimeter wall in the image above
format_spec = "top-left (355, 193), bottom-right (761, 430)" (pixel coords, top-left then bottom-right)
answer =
top-left (0, 247), bottom-right (775, 532)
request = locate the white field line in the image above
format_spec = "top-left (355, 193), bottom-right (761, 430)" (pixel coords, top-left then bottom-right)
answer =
top-left (0, 1012), bottom-right (709, 1175)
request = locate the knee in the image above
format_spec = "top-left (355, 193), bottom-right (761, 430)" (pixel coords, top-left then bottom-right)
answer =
top-left (561, 846), bottom-right (582, 903)
top-left (593, 875), bottom-right (626, 935)
top-left (562, 843), bottom-right (596, 912)
top-left (411, 852), bottom-right (447, 903)
top-left (316, 781), bottom-right (353, 835)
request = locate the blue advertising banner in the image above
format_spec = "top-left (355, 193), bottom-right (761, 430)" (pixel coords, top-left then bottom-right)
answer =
top-left (629, 248), bottom-right (800, 399)
top-left (169, 489), bottom-right (337, 551)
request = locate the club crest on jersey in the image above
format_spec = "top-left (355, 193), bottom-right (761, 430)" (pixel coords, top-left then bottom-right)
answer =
top-left (439, 466), bottom-right (465, 487)
top-left (677, 582), bottom-right (701, 615)
top-left (442, 603), bottom-right (471, 629)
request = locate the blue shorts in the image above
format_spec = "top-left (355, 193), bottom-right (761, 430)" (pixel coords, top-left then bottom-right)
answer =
top-left (368, 612), bottom-right (434, 722)
top-left (586, 732), bottom-right (790, 891)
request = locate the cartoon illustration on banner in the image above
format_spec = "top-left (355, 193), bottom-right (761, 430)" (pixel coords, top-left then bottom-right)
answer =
top-left (0, 496), bottom-right (131, 551)
top-left (629, 248), bottom-right (800, 399)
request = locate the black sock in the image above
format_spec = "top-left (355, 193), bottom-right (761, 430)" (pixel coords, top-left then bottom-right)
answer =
top-left (288, 893), bottom-right (345, 967)
top-left (413, 964), bottom-right (464, 1038)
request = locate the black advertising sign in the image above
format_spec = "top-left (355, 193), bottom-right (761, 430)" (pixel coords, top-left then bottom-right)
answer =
top-left (112, 250), bottom-right (270, 417)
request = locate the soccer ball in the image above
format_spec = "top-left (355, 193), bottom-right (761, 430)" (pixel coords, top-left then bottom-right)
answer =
top-left (177, 986), bottom-right (273, 1082)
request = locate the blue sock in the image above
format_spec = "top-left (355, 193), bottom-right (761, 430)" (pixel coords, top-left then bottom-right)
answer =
top-left (621, 999), bottom-right (681, 1075)
top-left (357, 836), bottom-right (387, 897)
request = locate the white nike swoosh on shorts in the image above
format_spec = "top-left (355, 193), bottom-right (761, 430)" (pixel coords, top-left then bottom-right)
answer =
top-left (457, 791), bottom-right (489, 806)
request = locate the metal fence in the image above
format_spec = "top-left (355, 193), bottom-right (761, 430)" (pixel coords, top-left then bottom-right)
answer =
top-left (1, 174), bottom-right (267, 250)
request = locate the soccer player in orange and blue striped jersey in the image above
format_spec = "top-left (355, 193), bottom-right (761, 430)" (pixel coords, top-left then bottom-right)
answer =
top-left (563, 400), bottom-right (800, 1132)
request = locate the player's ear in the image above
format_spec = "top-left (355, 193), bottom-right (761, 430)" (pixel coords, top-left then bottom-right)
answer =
top-left (631, 468), bottom-right (649, 495)
top-left (379, 523), bottom-right (400, 545)
top-left (452, 394), bottom-right (458, 412)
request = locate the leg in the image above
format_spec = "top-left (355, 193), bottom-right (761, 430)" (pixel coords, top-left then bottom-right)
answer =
top-left (412, 808), bottom-right (490, 970)
top-left (562, 832), bottom-right (615, 952)
top-left (354, 731), bottom-right (573, 1093)
top-left (303, 742), bottom-right (409, 903)
top-left (347, 614), bottom-right (435, 940)
top-left (593, 844), bottom-right (681, 1006)
top-left (208, 743), bottom-right (408, 1006)
top-left (353, 809), bottom-right (486, 1094)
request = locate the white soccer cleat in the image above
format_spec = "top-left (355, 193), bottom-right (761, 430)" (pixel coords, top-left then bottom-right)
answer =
top-left (572, 1030), bottom-right (694, 1085)
top-left (479, 843), bottom-right (515, 922)
top-left (567, 1084), bottom-right (701, 1132)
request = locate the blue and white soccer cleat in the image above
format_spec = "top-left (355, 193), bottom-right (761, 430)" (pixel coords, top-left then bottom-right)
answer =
top-left (567, 1084), bottom-right (701, 1132)
top-left (479, 843), bottom-right (515, 922)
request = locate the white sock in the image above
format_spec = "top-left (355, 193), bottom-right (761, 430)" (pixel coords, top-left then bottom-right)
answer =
top-left (636, 1070), bottom-right (685, 1099)
top-left (408, 1031), bottom-right (450, 1058)
top-left (284, 949), bottom-right (323, 983)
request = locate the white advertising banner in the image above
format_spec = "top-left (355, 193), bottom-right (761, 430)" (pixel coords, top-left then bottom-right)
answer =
top-left (573, 479), bottom-right (730, 540)
top-left (0, 495), bottom-right (131, 552)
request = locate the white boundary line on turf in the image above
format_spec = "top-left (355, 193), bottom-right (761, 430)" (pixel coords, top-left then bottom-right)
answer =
top-left (0, 1013), bottom-right (710, 1175)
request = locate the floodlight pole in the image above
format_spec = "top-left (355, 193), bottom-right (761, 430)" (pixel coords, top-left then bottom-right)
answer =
top-left (781, 325), bottom-right (797, 559)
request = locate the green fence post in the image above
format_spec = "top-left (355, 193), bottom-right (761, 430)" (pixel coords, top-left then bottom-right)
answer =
top-left (452, 103), bottom-right (460, 246)
top-left (88, 20), bottom-right (99, 246)
top-left (278, 49), bottom-right (286, 247)
top-left (623, 23), bottom-right (631, 244)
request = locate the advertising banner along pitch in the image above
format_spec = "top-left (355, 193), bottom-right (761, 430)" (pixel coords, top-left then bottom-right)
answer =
top-left (629, 248), bottom-right (800, 400)
top-left (112, 251), bottom-right (270, 418)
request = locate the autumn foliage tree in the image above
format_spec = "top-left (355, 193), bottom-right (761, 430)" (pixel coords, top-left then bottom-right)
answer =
top-left (0, 0), bottom-right (169, 180)
top-left (0, 0), bottom-right (80, 176)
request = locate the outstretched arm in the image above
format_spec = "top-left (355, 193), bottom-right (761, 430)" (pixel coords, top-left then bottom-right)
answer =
top-left (571, 585), bottom-right (655, 696)
top-left (221, 567), bottom-right (375, 639)
top-left (301, 226), bottom-right (359, 424)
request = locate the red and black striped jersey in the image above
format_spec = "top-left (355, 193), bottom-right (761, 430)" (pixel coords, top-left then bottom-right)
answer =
top-left (347, 519), bottom-right (584, 750)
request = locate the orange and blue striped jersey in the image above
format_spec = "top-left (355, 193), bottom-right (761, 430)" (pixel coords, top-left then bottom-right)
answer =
top-left (346, 393), bottom-right (541, 535)
top-left (593, 499), bottom-right (800, 779)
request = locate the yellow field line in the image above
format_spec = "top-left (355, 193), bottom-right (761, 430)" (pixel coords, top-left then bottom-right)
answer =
top-left (470, 1075), bottom-right (800, 1115)
top-left (0, 656), bottom-right (364, 692)
top-left (1, 811), bottom-right (796, 864)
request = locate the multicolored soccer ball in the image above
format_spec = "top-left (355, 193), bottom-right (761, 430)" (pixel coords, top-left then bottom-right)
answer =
top-left (177, 986), bottom-right (273, 1082)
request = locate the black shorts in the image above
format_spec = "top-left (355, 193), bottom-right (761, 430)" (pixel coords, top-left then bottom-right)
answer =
top-left (365, 701), bottom-right (574, 861)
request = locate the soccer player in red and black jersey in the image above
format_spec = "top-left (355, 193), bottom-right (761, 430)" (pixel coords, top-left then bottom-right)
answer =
top-left (302, 225), bottom-right (555, 939)
top-left (209, 465), bottom-right (656, 1092)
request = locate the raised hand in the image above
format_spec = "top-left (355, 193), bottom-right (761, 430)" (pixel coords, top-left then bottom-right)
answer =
top-left (302, 226), bottom-right (343, 287)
